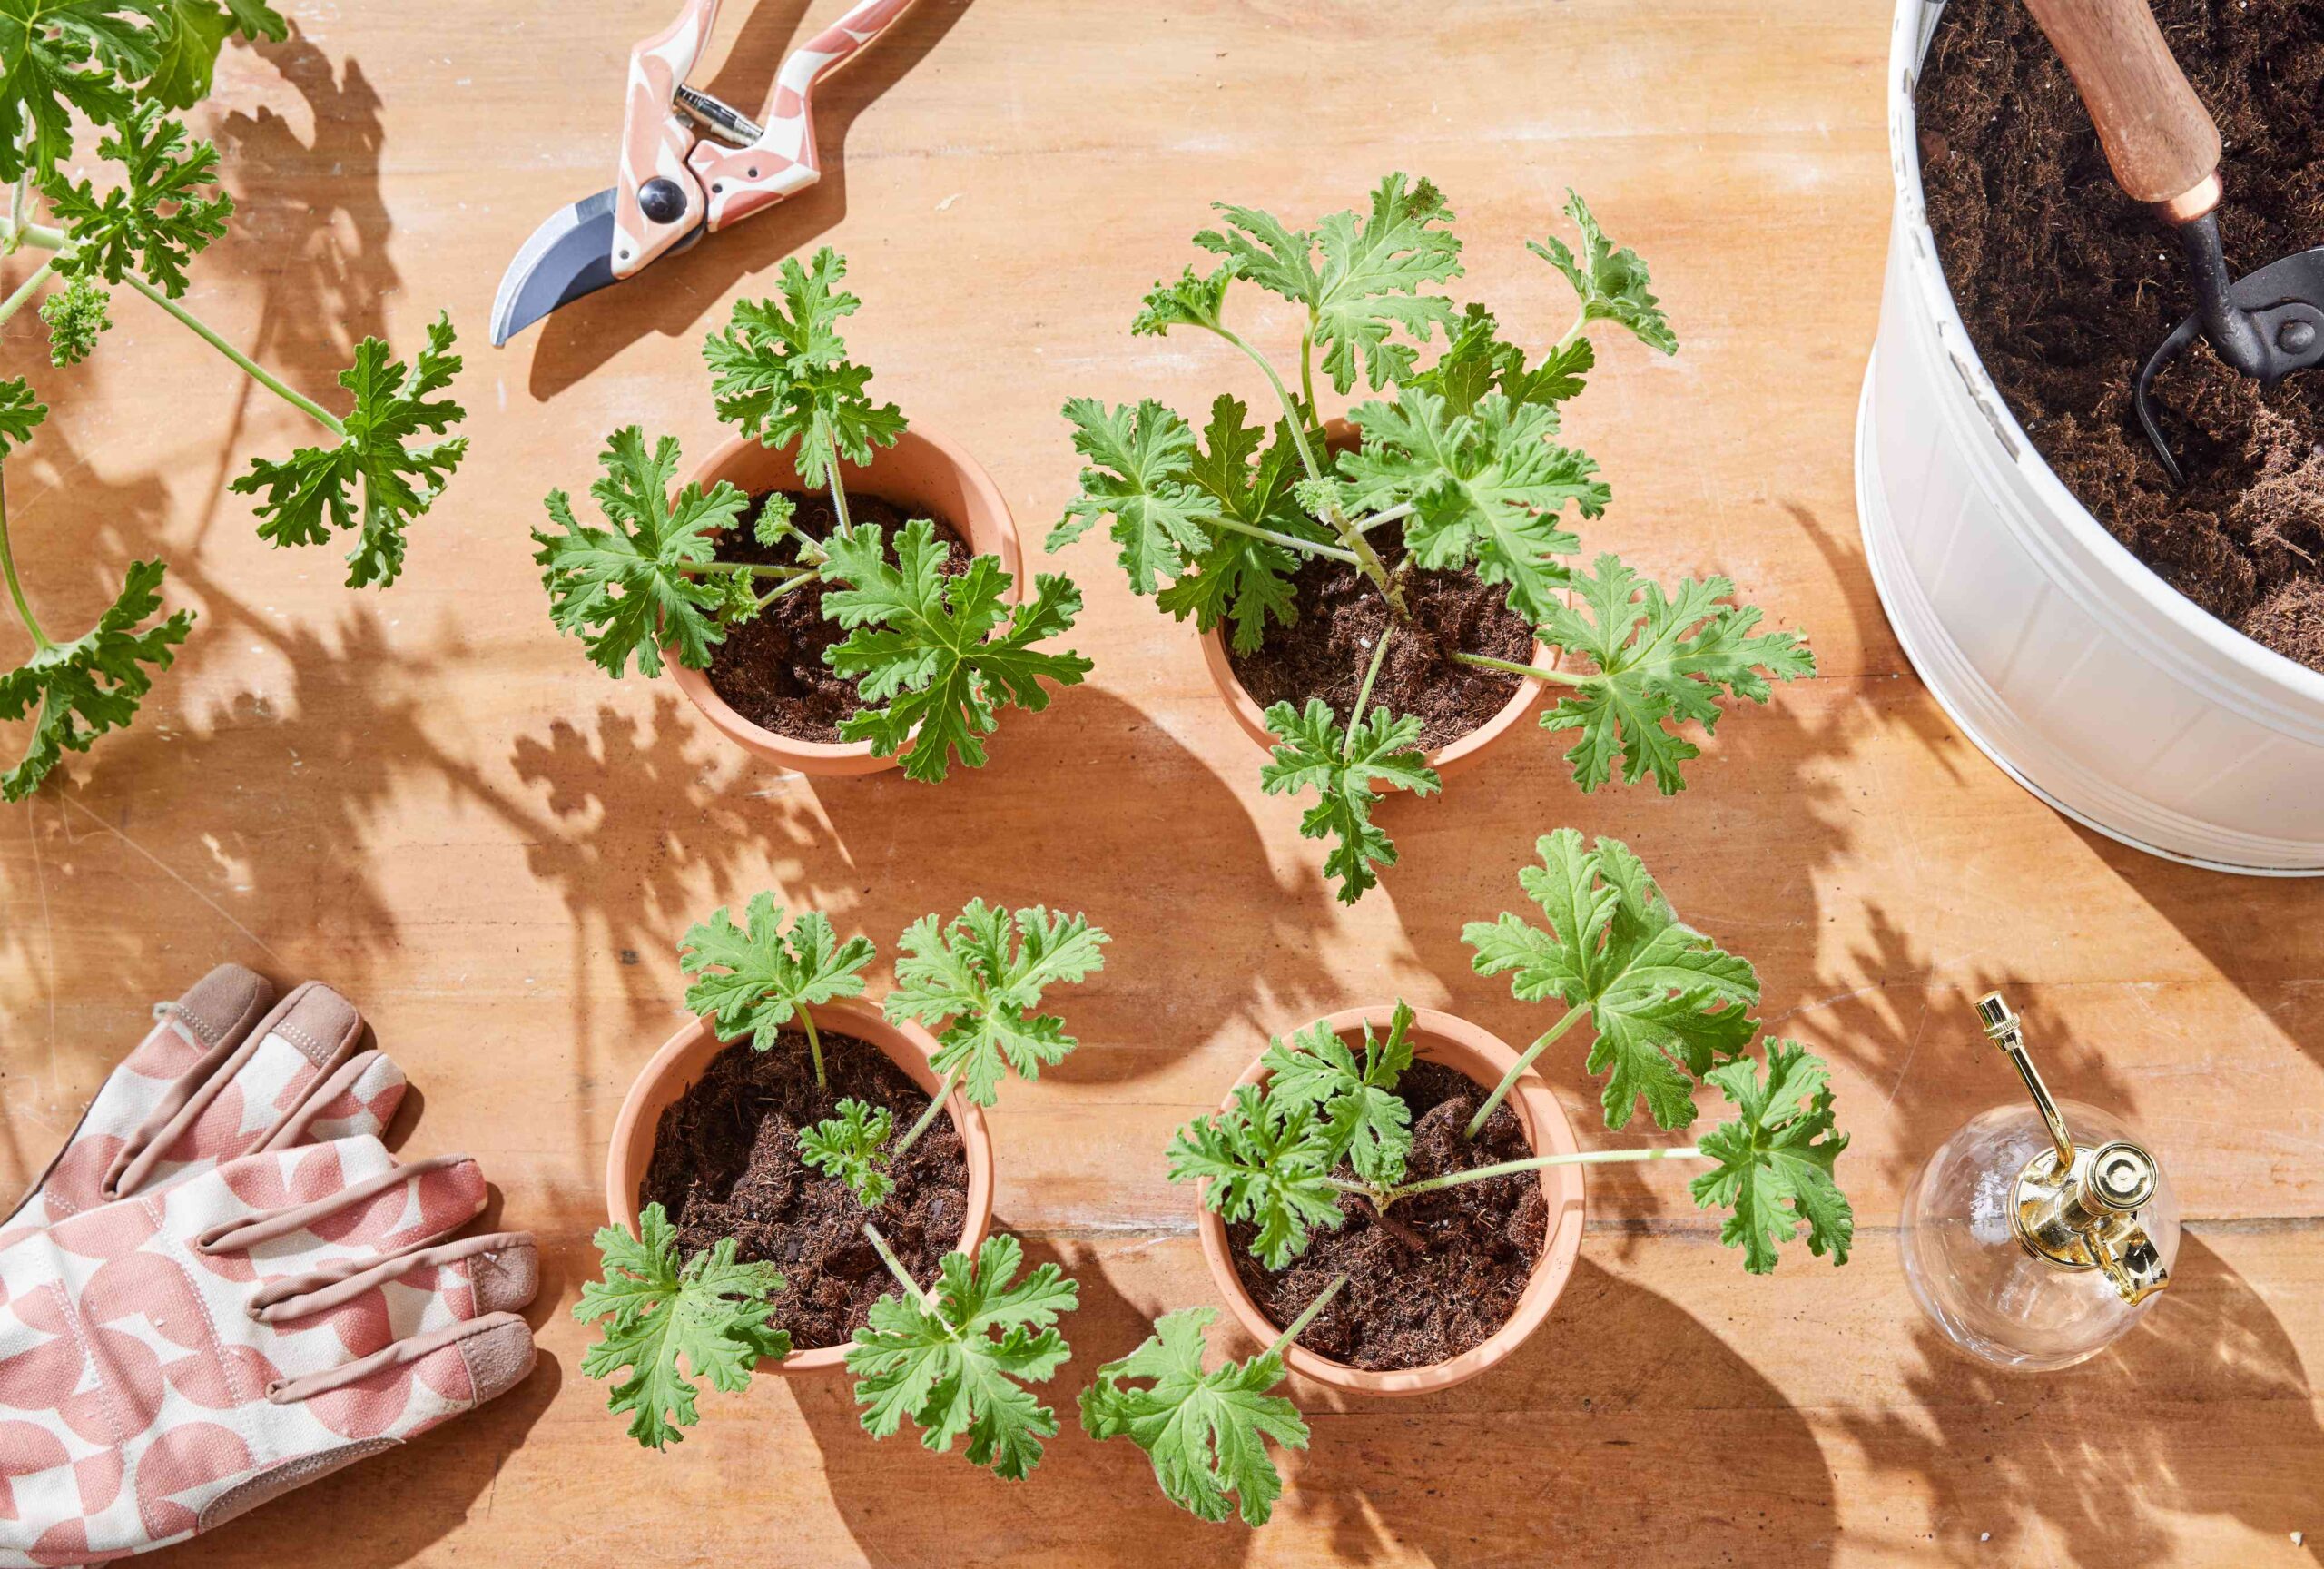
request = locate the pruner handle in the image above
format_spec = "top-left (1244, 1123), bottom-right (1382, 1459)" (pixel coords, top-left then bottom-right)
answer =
top-left (611, 0), bottom-right (724, 280)
top-left (2020, 0), bottom-right (2221, 218)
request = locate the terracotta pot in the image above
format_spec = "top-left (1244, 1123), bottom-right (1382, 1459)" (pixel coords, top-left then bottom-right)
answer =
top-left (604, 996), bottom-right (995, 1375)
top-left (1196, 419), bottom-right (1549, 782)
top-left (665, 425), bottom-right (1024, 777)
top-left (1194, 1004), bottom-right (1587, 1396)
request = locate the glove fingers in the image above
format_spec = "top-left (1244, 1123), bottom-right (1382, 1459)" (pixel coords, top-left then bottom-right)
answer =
top-left (198, 1152), bottom-right (487, 1264)
top-left (108, 982), bottom-right (367, 1203)
top-left (5, 963), bottom-right (273, 1228)
top-left (265, 1311), bottom-right (536, 1438)
top-left (182, 1314), bottom-right (538, 1540)
top-left (251, 1229), bottom-right (538, 1337)
top-left (256, 1048), bottom-right (408, 1152)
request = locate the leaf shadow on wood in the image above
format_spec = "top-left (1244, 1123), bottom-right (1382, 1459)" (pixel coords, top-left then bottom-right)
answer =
top-left (1839, 1231), bottom-right (2324, 1564)
top-left (506, 684), bottom-right (1341, 1101)
top-left (520, 0), bottom-right (980, 401)
top-left (188, 26), bottom-right (401, 558)
top-left (1282, 1254), bottom-right (1837, 1565)
top-left (2079, 828), bottom-right (2323, 1074)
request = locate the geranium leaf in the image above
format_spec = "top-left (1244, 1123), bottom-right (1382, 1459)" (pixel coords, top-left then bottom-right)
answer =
top-left (1079, 1307), bottom-right (1310, 1526)
top-left (231, 311), bottom-right (468, 588)
top-left (1537, 554), bottom-right (1816, 794)
top-left (845, 1234), bottom-right (1078, 1479)
top-left (884, 900), bottom-right (1108, 1106)
top-left (1690, 1041), bottom-right (1853, 1273)
top-left (531, 427), bottom-right (749, 678)
top-left (1464, 829), bottom-right (1759, 1130)
top-left (576, 1202), bottom-right (789, 1450)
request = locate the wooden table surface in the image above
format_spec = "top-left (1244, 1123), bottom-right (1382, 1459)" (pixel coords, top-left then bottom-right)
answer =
top-left (3, 2), bottom-right (2319, 1564)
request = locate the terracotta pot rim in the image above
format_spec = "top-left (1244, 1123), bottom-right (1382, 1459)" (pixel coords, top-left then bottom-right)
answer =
top-left (1192, 1003), bottom-right (1587, 1396)
top-left (603, 995), bottom-right (996, 1375)
top-left (1196, 620), bottom-right (1550, 778)
top-left (663, 422), bottom-right (1023, 777)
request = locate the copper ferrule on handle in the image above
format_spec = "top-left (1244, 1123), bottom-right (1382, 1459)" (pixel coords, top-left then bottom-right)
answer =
top-left (2154, 170), bottom-right (2223, 225)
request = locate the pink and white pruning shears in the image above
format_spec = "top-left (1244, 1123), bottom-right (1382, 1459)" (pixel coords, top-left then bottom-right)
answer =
top-left (490, 0), bottom-right (916, 346)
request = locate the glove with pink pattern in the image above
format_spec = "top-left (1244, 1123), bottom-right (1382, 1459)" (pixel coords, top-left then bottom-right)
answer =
top-left (6, 965), bottom-right (407, 1236)
top-left (0, 1136), bottom-right (537, 1565)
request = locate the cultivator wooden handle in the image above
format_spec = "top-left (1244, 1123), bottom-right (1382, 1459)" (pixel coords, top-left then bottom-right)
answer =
top-left (2021, 0), bottom-right (2221, 215)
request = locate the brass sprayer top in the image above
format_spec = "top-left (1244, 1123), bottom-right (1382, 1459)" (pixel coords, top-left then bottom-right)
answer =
top-left (1976, 992), bottom-right (2170, 1306)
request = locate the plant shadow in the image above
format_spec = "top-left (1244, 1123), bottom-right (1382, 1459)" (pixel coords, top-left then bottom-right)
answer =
top-left (519, 0), bottom-right (979, 401)
top-left (793, 1243), bottom-right (1836, 1566)
top-left (1840, 1231), bottom-right (2324, 1563)
top-left (504, 683), bottom-right (1340, 1101)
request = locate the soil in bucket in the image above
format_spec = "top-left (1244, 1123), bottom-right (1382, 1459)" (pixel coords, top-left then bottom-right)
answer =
top-left (1916, 0), bottom-right (2324, 669)
top-left (641, 1026), bottom-right (969, 1349)
top-left (704, 490), bottom-right (973, 741)
top-left (1224, 532), bottom-right (1536, 748)
top-left (1227, 1060), bottom-right (1550, 1371)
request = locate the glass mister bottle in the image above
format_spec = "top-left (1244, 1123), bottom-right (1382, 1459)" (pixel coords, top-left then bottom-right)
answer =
top-left (1898, 992), bottom-right (2177, 1370)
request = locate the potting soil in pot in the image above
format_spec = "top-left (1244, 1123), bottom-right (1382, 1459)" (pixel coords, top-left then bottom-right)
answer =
top-left (642, 1027), bottom-right (969, 1349)
top-left (1916, 0), bottom-right (2324, 669)
top-left (1229, 1060), bottom-right (1549, 1371)
top-left (1225, 532), bottom-right (1534, 748)
top-left (704, 491), bottom-right (974, 740)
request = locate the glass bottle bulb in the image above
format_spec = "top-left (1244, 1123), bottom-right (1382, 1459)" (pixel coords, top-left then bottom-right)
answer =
top-left (1899, 1100), bottom-right (2179, 1371)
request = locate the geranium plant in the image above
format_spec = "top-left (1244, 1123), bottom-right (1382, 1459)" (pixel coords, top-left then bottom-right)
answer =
top-left (533, 247), bottom-right (1091, 782)
top-left (0, 4), bottom-right (471, 799)
top-left (802, 899), bottom-right (1108, 1199)
top-left (1056, 176), bottom-right (1812, 900)
top-left (1173, 834), bottom-right (1855, 1280)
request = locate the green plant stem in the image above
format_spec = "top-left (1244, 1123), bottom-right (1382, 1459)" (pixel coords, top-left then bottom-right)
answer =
top-left (0, 257), bottom-right (54, 328)
top-left (756, 572), bottom-right (821, 610)
top-left (891, 1065), bottom-right (960, 1160)
top-left (1298, 321), bottom-right (1317, 423)
top-left (1452, 650), bottom-right (1588, 687)
top-left (1208, 512), bottom-right (1357, 565)
top-left (823, 429), bottom-right (852, 534)
top-left (801, 1008), bottom-right (826, 1089)
top-left (1378, 1142), bottom-right (1705, 1203)
top-left (678, 561), bottom-right (807, 581)
top-left (0, 218), bottom-right (66, 252)
top-left (863, 1221), bottom-right (935, 1308)
top-left (123, 274), bottom-right (346, 437)
top-left (1466, 1006), bottom-right (1590, 1138)
top-left (1266, 1272), bottom-right (1346, 1359)
top-left (1556, 311), bottom-right (1590, 354)
top-left (1209, 321), bottom-right (1406, 615)
top-left (1352, 501), bottom-right (1413, 535)
top-left (1342, 623), bottom-right (1394, 761)
top-left (0, 483), bottom-right (54, 651)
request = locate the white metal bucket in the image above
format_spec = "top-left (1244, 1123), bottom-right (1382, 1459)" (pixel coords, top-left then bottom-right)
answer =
top-left (1857, 0), bottom-right (2324, 873)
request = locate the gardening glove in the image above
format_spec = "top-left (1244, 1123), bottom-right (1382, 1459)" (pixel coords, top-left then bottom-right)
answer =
top-left (0, 1134), bottom-right (538, 1565)
top-left (5, 965), bottom-right (406, 1236)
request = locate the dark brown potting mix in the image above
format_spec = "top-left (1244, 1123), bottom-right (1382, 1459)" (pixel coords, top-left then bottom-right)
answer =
top-left (1915, 0), bottom-right (2324, 669)
top-left (641, 1026), bottom-right (969, 1350)
top-left (1224, 533), bottom-right (1535, 749)
top-left (1228, 1060), bottom-right (1550, 1372)
top-left (704, 490), bottom-right (972, 740)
